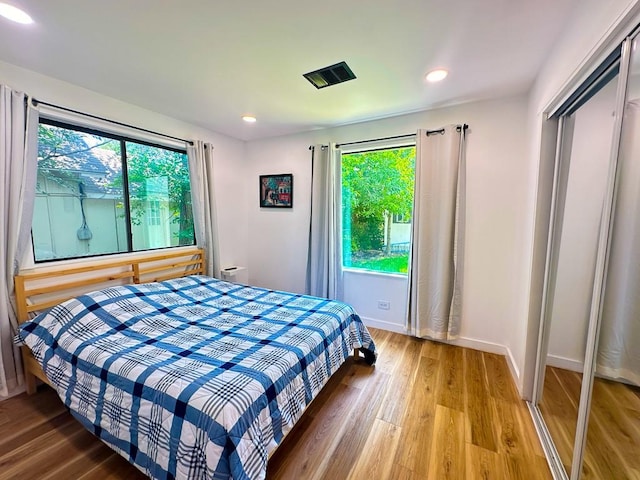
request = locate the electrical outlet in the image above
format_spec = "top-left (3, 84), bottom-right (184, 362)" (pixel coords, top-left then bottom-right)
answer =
top-left (377, 300), bottom-right (390, 310)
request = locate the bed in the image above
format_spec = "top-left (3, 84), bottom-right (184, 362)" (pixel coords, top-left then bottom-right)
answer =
top-left (14, 248), bottom-right (376, 480)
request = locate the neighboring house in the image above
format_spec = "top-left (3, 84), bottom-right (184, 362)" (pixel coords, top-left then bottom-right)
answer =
top-left (386, 213), bottom-right (411, 253)
top-left (33, 144), bottom-right (178, 261)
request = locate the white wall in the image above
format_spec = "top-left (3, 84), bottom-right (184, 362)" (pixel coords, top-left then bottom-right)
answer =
top-left (7, 0), bottom-right (640, 400)
top-left (245, 95), bottom-right (530, 363)
top-left (519, 0), bottom-right (640, 397)
top-left (343, 271), bottom-right (409, 334)
top-left (0, 59), bottom-right (533, 379)
top-left (0, 60), bottom-right (249, 272)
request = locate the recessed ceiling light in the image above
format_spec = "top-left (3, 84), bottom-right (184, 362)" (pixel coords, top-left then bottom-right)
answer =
top-left (242, 115), bottom-right (257, 123)
top-left (0, 3), bottom-right (33, 24)
top-left (426, 69), bottom-right (448, 83)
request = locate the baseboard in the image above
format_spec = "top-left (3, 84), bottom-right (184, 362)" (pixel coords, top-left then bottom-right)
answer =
top-left (448, 336), bottom-right (507, 356)
top-left (359, 316), bottom-right (408, 334)
top-left (546, 354), bottom-right (584, 373)
top-left (360, 323), bottom-right (524, 397)
top-left (505, 347), bottom-right (522, 396)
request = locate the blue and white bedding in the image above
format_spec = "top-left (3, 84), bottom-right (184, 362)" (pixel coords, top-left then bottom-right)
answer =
top-left (17, 275), bottom-right (376, 480)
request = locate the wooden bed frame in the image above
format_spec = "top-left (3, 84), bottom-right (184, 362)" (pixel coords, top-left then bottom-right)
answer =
top-left (15, 245), bottom-right (366, 473)
top-left (14, 247), bottom-right (205, 394)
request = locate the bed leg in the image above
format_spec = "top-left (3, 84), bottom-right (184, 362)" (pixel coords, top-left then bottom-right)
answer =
top-left (354, 348), bottom-right (360, 359)
top-left (21, 348), bottom-right (38, 395)
top-left (25, 371), bottom-right (37, 395)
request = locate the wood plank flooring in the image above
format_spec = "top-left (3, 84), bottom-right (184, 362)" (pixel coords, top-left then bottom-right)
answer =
top-left (0, 328), bottom-right (550, 479)
top-left (538, 366), bottom-right (581, 476)
top-left (539, 366), bottom-right (640, 480)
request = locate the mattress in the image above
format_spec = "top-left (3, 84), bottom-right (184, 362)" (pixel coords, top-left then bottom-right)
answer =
top-left (17, 275), bottom-right (376, 479)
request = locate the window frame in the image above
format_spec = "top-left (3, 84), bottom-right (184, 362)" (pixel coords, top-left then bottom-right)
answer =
top-left (340, 141), bottom-right (416, 276)
top-left (33, 118), bottom-right (195, 263)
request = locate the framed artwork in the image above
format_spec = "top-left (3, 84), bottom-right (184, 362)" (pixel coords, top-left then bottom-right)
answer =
top-left (260, 174), bottom-right (293, 208)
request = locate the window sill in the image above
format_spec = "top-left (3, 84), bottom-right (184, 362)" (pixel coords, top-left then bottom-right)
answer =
top-left (342, 267), bottom-right (408, 280)
top-left (24, 245), bottom-right (198, 272)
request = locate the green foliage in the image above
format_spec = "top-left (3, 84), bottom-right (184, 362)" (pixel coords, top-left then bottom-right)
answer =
top-left (342, 146), bottom-right (415, 256)
top-left (121, 142), bottom-right (193, 245)
top-left (342, 146), bottom-right (415, 218)
top-left (350, 254), bottom-right (409, 274)
top-left (351, 215), bottom-right (383, 251)
top-left (37, 124), bottom-right (194, 246)
top-left (37, 124), bottom-right (120, 194)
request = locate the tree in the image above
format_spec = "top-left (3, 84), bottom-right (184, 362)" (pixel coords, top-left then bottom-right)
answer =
top-left (37, 124), bottom-right (119, 195)
top-left (37, 123), bottom-right (194, 246)
top-left (117, 142), bottom-right (193, 245)
top-left (341, 147), bottom-right (415, 254)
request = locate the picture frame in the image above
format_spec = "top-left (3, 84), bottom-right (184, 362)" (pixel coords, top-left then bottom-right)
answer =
top-left (260, 174), bottom-right (293, 208)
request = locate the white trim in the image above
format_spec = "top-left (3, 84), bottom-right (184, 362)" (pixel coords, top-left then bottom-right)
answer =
top-left (340, 136), bottom-right (416, 155)
top-left (544, 2), bottom-right (640, 116)
top-left (449, 335), bottom-right (509, 356)
top-left (359, 316), bottom-right (408, 334)
top-left (342, 267), bottom-right (407, 280)
top-left (546, 354), bottom-right (584, 373)
top-left (504, 346), bottom-right (521, 394)
top-left (528, 403), bottom-right (570, 480)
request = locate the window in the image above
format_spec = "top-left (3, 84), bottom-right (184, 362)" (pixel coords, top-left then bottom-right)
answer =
top-left (33, 120), bottom-right (195, 262)
top-left (147, 200), bottom-right (161, 226)
top-left (341, 145), bottom-right (415, 274)
top-left (392, 213), bottom-right (411, 224)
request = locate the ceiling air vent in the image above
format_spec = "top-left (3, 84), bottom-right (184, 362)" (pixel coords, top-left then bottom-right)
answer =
top-left (303, 61), bottom-right (356, 89)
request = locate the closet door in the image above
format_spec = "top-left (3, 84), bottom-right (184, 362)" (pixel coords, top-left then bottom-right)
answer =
top-left (580, 35), bottom-right (640, 479)
top-left (529, 30), bottom-right (640, 480)
top-left (536, 73), bottom-right (619, 478)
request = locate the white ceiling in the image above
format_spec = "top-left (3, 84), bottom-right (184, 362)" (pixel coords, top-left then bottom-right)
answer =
top-left (0, 0), bottom-right (579, 141)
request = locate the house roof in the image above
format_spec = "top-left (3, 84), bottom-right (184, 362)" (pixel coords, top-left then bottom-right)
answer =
top-left (0, 1), bottom-right (580, 140)
top-left (38, 134), bottom-right (122, 198)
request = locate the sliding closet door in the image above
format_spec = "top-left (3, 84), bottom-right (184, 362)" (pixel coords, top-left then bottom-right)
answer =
top-left (536, 73), bottom-right (619, 478)
top-left (580, 35), bottom-right (640, 479)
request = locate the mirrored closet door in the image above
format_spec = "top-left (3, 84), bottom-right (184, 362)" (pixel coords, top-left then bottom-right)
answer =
top-left (580, 35), bottom-right (640, 480)
top-left (537, 69), bottom-right (619, 478)
top-left (531, 29), bottom-right (640, 480)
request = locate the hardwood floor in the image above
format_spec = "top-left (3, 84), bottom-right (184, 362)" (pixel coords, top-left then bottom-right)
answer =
top-left (0, 328), bottom-right (550, 479)
top-left (538, 366), bottom-right (582, 476)
top-left (539, 365), bottom-right (640, 480)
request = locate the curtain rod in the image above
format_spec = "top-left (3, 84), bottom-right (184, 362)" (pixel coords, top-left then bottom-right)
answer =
top-left (336, 133), bottom-right (415, 148)
top-left (426, 124), bottom-right (469, 136)
top-left (331, 124), bottom-right (469, 148)
top-left (32, 98), bottom-right (194, 146)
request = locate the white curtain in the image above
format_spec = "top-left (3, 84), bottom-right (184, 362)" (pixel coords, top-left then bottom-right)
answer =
top-left (0, 87), bottom-right (38, 398)
top-left (408, 126), bottom-right (466, 340)
top-left (187, 141), bottom-right (220, 278)
top-left (596, 101), bottom-right (640, 385)
top-left (306, 144), bottom-right (342, 299)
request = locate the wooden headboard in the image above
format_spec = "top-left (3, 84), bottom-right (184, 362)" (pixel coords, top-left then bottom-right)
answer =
top-left (15, 247), bottom-right (205, 324)
top-left (15, 247), bottom-right (205, 394)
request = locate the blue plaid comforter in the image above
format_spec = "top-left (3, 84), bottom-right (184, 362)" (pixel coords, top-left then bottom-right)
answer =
top-left (17, 275), bottom-right (376, 480)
